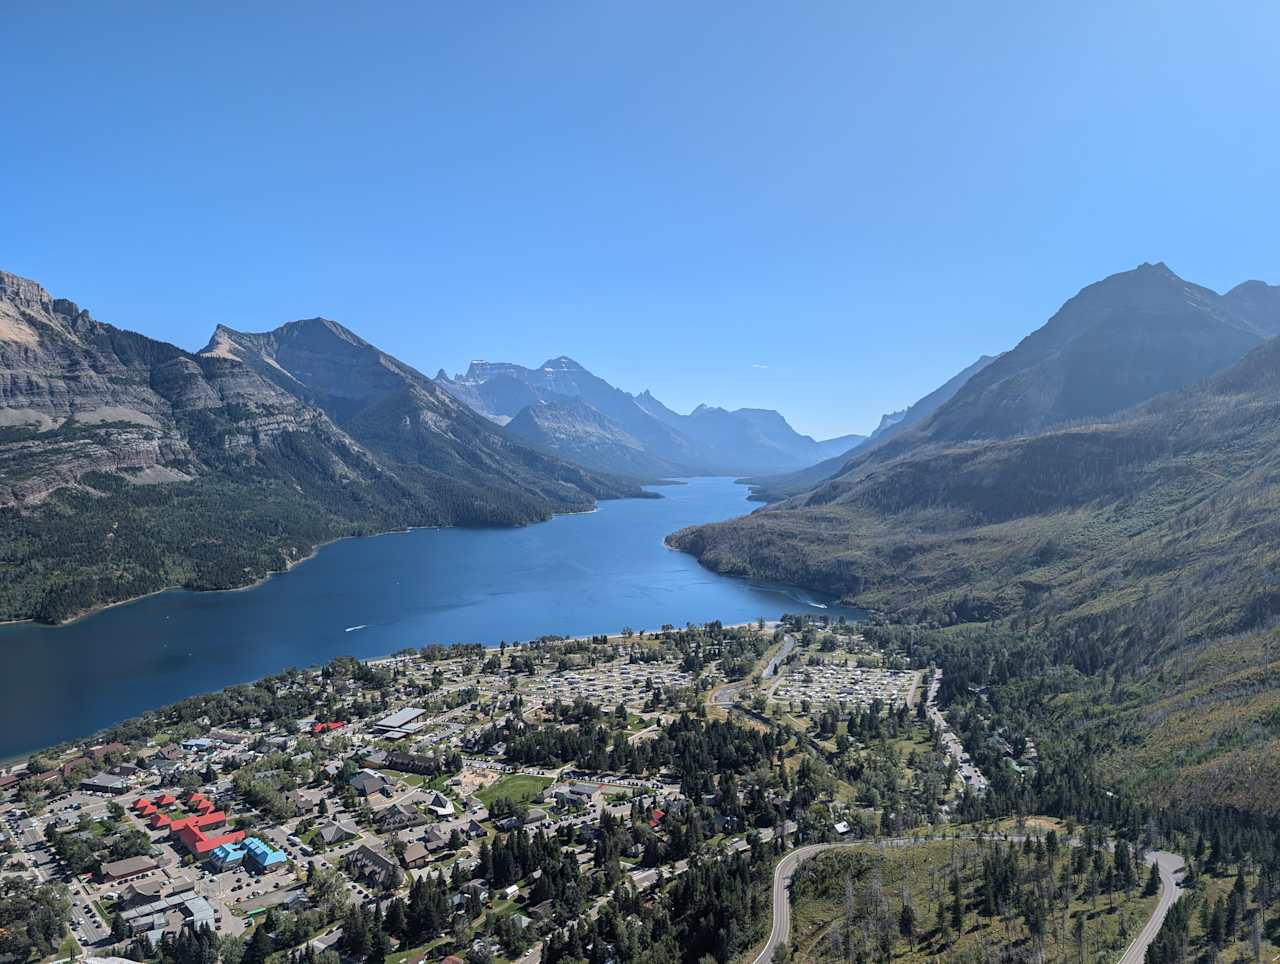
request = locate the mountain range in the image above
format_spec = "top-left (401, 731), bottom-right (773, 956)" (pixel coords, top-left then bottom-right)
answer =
top-left (741, 353), bottom-right (997, 502)
top-left (668, 261), bottom-right (1280, 810)
top-left (436, 357), bottom-right (863, 478)
top-left (0, 270), bottom-right (647, 623)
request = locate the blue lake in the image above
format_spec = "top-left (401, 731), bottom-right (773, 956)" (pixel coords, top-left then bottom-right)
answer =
top-left (0, 477), bottom-right (856, 759)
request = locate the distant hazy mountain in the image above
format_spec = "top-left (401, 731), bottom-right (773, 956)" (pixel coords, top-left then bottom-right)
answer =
top-left (505, 398), bottom-right (685, 479)
top-left (437, 357), bottom-right (861, 477)
top-left (0, 270), bottom-right (641, 622)
top-left (1223, 279), bottom-right (1280, 331)
top-left (864, 354), bottom-right (997, 446)
top-left (741, 355), bottom-right (995, 503)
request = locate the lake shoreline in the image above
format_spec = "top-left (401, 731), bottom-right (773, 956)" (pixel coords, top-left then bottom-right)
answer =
top-left (2, 499), bottom-right (621, 628)
top-left (0, 609), bottom-right (852, 769)
top-left (0, 478), bottom-right (859, 762)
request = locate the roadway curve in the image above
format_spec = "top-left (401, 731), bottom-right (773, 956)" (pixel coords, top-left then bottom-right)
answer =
top-left (751, 837), bottom-right (1183, 964)
top-left (1118, 848), bottom-right (1185, 964)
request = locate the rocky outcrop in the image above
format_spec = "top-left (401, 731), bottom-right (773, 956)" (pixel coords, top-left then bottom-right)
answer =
top-left (0, 268), bottom-right (649, 621)
top-left (0, 269), bottom-right (636, 512)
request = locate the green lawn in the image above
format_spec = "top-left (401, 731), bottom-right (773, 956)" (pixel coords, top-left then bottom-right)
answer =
top-left (476, 774), bottom-right (552, 809)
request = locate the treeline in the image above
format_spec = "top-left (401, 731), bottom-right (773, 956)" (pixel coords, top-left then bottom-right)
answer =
top-left (543, 848), bottom-right (775, 964)
top-left (498, 712), bottom-right (782, 795)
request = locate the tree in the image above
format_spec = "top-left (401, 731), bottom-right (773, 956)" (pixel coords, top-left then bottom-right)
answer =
top-left (950, 873), bottom-right (965, 933)
top-left (1143, 863), bottom-right (1160, 897)
top-left (243, 924), bottom-right (273, 964)
top-left (898, 902), bottom-right (916, 945)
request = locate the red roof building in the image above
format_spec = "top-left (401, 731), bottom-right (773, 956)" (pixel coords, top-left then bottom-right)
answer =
top-left (133, 798), bottom-right (157, 815)
top-left (150, 813), bottom-right (172, 830)
top-left (311, 721), bottom-right (346, 734)
top-left (155, 793), bottom-right (178, 807)
top-left (186, 792), bottom-right (216, 814)
top-left (647, 809), bottom-right (666, 829)
top-left (176, 824), bottom-right (245, 855)
top-left (170, 810), bottom-right (227, 835)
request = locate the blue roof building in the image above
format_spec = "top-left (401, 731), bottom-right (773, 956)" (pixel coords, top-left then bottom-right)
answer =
top-left (210, 843), bottom-right (246, 870)
top-left (243, 837), bottom-right (287, 870)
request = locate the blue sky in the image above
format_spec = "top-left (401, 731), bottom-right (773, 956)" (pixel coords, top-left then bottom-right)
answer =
top-left (3, 2), bottom-right (1278, 438)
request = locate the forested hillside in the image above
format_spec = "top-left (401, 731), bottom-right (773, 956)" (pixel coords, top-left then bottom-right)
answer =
top-left (671, 316), bottom-right (1280, 812)
top-left (0, 272), bottom-right (644, 622)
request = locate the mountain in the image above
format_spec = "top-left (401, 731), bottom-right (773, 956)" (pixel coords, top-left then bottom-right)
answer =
top-left (504, 398), bottom-right (685, 479)
top-left (670, 263), bottom-right (1280, 607)
top-left (0, 271), bottom-right (643, 622)
top-left (812, 432), bottom-right (866, 459)
top-left (669, 265), bottom-right (1280, 812)
top-left (437, 357), bottom-right (860, 476)
top-left (863, 354), bottom-right (997, 446)
top-left (1223, 278), bottom-right (1280, 331)
top-left (438, 357), bottom-right (705, 472)
top-left (891, 262), bottom-right (1275, 451)
top-left (741, 355), bottom-right (995, 503)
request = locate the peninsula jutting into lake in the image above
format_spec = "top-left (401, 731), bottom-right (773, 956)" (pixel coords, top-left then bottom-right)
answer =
top-left (0, 478), bottom-right (856, 761)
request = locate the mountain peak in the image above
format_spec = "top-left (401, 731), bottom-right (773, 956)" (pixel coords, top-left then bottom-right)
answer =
top-left (539, 355), bottom-right (585, 372)
top-left (273, 316), bottom-right (369, 347)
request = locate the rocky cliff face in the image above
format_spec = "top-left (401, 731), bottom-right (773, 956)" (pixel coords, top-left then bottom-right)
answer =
top-left (0, 271), bottom-right (357, 507)
top-left (0, 270), bottom-right (644, 621)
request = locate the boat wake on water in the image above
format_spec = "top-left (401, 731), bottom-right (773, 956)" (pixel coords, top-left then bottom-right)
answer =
top-left (344, 624), bottom-right (368, 633)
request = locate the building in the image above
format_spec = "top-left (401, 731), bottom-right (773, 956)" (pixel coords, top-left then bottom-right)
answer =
top-left (209, 843), bottom-right (246, 871)
top-left (80, 772), bottom-right (130, 794)
top-left (99, 855), bottom-right (158, 883)
top-left (316, 819), bottom-right (360, 846)
top-left (242, 837), bottom-right (287, 871)
top-left (373, 706), bottom-right (428, 739)
top-left (87, 740), bottom-right (126, 761)
top-left (385, 751), bottom-right (437, 775)
top-left (170, 812), bottom-right (245, 856)
top-left (286, 788), bottom-right (326, 814)
top-left (118, 891), bottom-right (216, 941)
top-left (346, 844), bottom-right (399, 886)
top-left (424, 791), bottom-right (455, 818)
top-left (348, 769), bottom-right (392, 797)
top-left (402, 842), bottom-right (430, 869)
top-left (376, 802), bottom-right (426, 832)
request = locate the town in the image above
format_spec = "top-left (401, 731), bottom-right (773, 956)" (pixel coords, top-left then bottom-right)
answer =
top-left (0, 616), bottom-right (1031, 964)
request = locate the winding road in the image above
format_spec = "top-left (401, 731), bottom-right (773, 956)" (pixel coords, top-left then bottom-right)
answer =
top-left (751, 836), bottom-right (1184, 964)
top-left (1118, 848), bottom-right (1185, 964)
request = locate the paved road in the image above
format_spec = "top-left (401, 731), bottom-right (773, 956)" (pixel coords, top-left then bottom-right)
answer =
top-left (751, 836), bottom-right (1184, 964)
top-left (1119, 848), bottom-right (1185, 964)
top-left (761, 635), bottom-right (796, 680)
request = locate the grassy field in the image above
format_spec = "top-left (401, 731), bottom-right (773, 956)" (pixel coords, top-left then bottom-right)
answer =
top-left (787, 839), bottom-right (1158, 963)
top-left (476, 773), bottom-right (553, 809)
